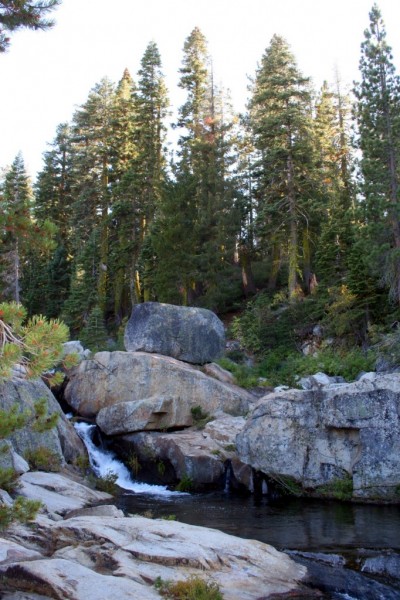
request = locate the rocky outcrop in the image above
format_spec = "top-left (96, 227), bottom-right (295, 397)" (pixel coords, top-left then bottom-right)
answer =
top-left (112, 415), bottom-right (251, 491)
top-left (17, 471), bottom-right (112, 516)
top-left (0, 378), bottom-right (85, 465)
top-left (0, 472), bottom-right (309, 600)
top-left (124, 302), bottom-right (225, 364)
top-left (237, 373), bottom-right (400, 501)
top-left (0, 475), bottom-right (308, 600)
top-left (65, 352), bottom-right (252, 431)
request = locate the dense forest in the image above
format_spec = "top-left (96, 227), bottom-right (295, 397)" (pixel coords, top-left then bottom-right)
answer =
top-left (1, 4), bottom-right (400, 381)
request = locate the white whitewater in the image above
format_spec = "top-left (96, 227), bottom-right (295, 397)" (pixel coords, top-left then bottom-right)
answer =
top-left (74, 421), bottom-right (174, 496)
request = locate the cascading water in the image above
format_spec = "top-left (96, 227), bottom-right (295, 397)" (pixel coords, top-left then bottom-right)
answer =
top-left (74, 421), bottom-right (175, 495)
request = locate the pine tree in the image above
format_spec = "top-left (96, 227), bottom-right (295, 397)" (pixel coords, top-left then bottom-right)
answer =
top-left (0, 0), bottom-right (61, 52)
top-left (67, 78), bottom-right (117, 320)
top-left (80, 304), bottom-right (107, 352)
top-left (151, 28), bottom-right (240, 307)
top-left (111, 45), bottom-right (169, 309)
top-left (313, 80), bottom-right (354, 286)
top-left (249, 35), bottom-right (316, 300)
top-left (354, 3), bottom-right (400, 303)
top-left (0, 154), bottom-right (55, 304)
top-left (34, 123), bottom-right (74, 243)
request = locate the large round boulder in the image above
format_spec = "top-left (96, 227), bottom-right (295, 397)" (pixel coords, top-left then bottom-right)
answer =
top-left (124, 302), bottom-right (225, 365)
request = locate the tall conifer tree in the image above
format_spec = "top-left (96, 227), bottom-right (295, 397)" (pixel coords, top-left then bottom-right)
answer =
top-left (354, 3), bottom-right (400, 303)
top-left (249, 35), bottom-right (316, 299)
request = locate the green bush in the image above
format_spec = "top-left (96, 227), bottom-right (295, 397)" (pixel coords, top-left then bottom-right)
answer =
top-left (175, 473), bottom-right (193, 492)
top-left (24, 446), bottom-right (61, 472)
top-left (0, 467), bottom-right (19, 493)
top-left (316, 475), bottom-right (353, 501)
top-left (155, 575), bottom-right (224, 599)
top-left (0, 497), bottom-right (42, 530)
top-left (87, 471), bottom-right (118, 494)
top-left (190, 406), bottom-right (213, 429)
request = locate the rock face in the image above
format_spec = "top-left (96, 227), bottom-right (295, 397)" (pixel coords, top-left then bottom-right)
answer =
top-left (112, 415), bottom-right (250, 491)
top-left (0, 379), bottom-right (85, 465)
top-left (237, 373), bottom-right (400, 501)
top-left (65, 352), bottom-right (252, 431)
top-left (124, 302), bottom-right (225, 364)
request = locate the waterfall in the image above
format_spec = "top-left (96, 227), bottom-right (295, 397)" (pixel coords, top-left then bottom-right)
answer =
top-left (74, 422), bottom-right (174, 496)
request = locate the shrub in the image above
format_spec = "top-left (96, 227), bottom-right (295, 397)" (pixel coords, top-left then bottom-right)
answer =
top-left (316, 475), bottom-right (353, 501)
top-left (155, 575), bottom-right (224, 599)
top-left (190, 406), bottom-right (213, 429)
top-left (0, 497), bottom-right (42, 530)
top-left (0, 301), bottom-right (77, 385)
top-left (175, 473), bottom-right (193, 492)
top-left (87, 471), bottom-right (118, 494)
top-left (24, 446), bottom-right (61, 472)
top-left (127, 453), bottom-right (141, 476)
top-left (73, 453), bottom-right (90, 473)
top-left (0, 467), bottom-right (19, 493)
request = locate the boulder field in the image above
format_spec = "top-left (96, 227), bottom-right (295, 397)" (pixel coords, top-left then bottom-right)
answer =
top-left (63, 341), bottom-right (400, 500)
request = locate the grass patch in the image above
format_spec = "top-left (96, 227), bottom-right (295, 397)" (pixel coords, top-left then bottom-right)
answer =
top-left (24, 446), bottom-right (61, 472)
top-left (316, 475), bottom-right (353, 501)
top-left (155, 575), bottom-right (224, 599)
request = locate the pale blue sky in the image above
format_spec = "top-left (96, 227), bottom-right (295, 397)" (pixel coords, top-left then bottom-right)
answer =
top-left (1, 0), bottom-right (400, 179)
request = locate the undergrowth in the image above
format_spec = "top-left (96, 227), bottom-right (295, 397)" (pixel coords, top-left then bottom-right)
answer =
top-left (154, 575), bottom-right (224, 599)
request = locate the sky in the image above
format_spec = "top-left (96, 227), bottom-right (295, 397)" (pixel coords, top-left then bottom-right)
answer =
top-left (1, 0), bottom-right (400, 179)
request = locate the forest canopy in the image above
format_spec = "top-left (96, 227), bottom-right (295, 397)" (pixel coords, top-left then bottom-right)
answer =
top-left (0, 3), bottom-right (399, 370)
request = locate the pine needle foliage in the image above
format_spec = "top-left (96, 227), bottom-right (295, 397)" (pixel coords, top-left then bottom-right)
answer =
top-left (0, 301), bottom-right (76, 384)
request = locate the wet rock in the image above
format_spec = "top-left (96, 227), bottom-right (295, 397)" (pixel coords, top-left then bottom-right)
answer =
top-left (293, 555), bottom-right (400, 600)
top-left (361, 552), bottom-right (400, 582)
top-left (113, 415), bottom-right (249, 491)
top-left (124, 302), bottom-right (225, 364)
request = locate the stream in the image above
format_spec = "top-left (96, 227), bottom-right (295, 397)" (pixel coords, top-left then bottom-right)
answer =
top-left (76, 422), bottom-right (400, 599)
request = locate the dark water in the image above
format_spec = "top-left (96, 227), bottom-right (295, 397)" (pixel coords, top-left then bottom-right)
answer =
top-left (117, 491), bottom-right (400, 553)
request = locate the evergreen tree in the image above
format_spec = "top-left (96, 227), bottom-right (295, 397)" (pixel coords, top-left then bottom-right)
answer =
top-left (0, 0), bottom-right (61, 52)
top-left (313, 80), bottom-right (354, 286)
top-left (249, 35), bottom-right (316, 300)
top-left (80, 304), bottom-right (108, 352)
top-left (151, 28), bottom-right (240, 307)
top-left (0, 154), bottom-right (55, 303)
top-left (26, 124), bottom-right (75, 317)
top-left (354, 3), bottom-right (400, 303)
top-left (34, 123), bottom-right (74, 243)
top-left (111, 45), bottom-right (168, 310)
top-left (67, 78), bottom-right (117, 320)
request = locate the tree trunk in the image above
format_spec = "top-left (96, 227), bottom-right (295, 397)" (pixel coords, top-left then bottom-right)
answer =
top-left (287, 150), bottom-right (298, 301)
top-left (239, 244), bottom-right (256, 296)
